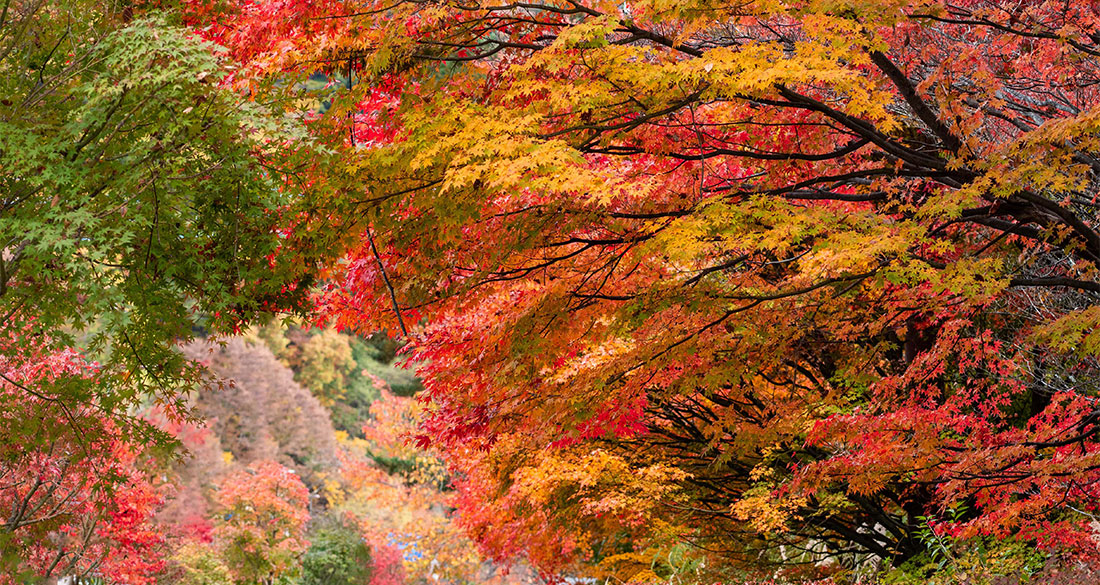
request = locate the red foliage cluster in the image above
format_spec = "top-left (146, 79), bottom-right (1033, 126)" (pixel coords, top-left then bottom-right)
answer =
top-left (0, 330), bottom-right (165, 583)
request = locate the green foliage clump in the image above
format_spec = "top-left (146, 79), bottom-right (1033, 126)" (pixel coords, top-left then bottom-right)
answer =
top-left (300, 520), bottom-right (373, 585)
top-left (354, 338), bottom-right (422, 398)
top-left (882, 508), bottom-right (1048, 585)
top-left (0, 4), bottom-right (334, 452)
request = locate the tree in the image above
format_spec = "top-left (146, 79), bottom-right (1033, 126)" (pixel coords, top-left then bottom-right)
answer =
top-left (294, 328), bottom-right (357, 405)
top-left (250, 320), bottom-right (422, 437)
top-left (164, 542), bottom-right (235, 585)
top-left (0, 0), bottom-right (338, 460)
top-left (0, 432), bottom-right (167, 584)
top-left (333, 379), bottom-right (484, 585)
top-left (300, 518), bottom-right (373, 585)
top-left (185, 339), bottom-right (340, 485)
top-left (0, 330), bottom-right (166, 583)
top-left (196, 0), bottom-right (1100, 580)
top-left (360, 385), bottom-right (446, 487)
top-left (213, 460), bottom-right (311, 585)
top-left (2, 3), bottom-right (338, 577)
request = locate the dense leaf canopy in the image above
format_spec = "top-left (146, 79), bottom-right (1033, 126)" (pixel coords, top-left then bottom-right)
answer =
top-left (0, 2), bottom-right (337, 580)
top-left (0, 1), bottom-right (336, 450)
top-left (7, 0), bottom-right (1100, 582)
top-left (191, 0), bottom-right (1100, 579)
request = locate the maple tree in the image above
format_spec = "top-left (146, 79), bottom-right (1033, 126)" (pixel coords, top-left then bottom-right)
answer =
top-left (1, 2), bottom-right (341, 577)
top-left (0, 427), bottom-right (167, 584)
top-left (0, 330), bottom-right (166, 584)
top-left (0, 0), bottom-right (339, 464)
top-left (213, 460), bottom-right (312, 585)
top-left (155, 323), bottom-right (513, 585)
top-left (8, 0), bottom-right (1100, 582)
top-left (184, 0), bottom-right (1100, 580)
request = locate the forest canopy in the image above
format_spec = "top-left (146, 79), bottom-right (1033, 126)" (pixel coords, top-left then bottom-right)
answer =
top-left (5, 0), bottom-right (1100, 583)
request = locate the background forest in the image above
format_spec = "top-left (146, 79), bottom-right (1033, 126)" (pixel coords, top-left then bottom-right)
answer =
top-left (161, 323), bottom-right (526, 585)
top-left (6, 0), bottom-right (1100, 584)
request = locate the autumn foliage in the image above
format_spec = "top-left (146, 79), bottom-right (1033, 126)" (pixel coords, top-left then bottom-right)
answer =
top-left (9, 0), bottom-right (1100, 583)
top-left (213, 460), bottom-right (312, 584)
top-left (177, 0), bottom-right (1100, 581)
top-left (0, 332), bottom-right (165, 583)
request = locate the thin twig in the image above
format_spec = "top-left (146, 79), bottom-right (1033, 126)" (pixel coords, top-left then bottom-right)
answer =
top-left (367, 228), bottom-right (408, 337)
